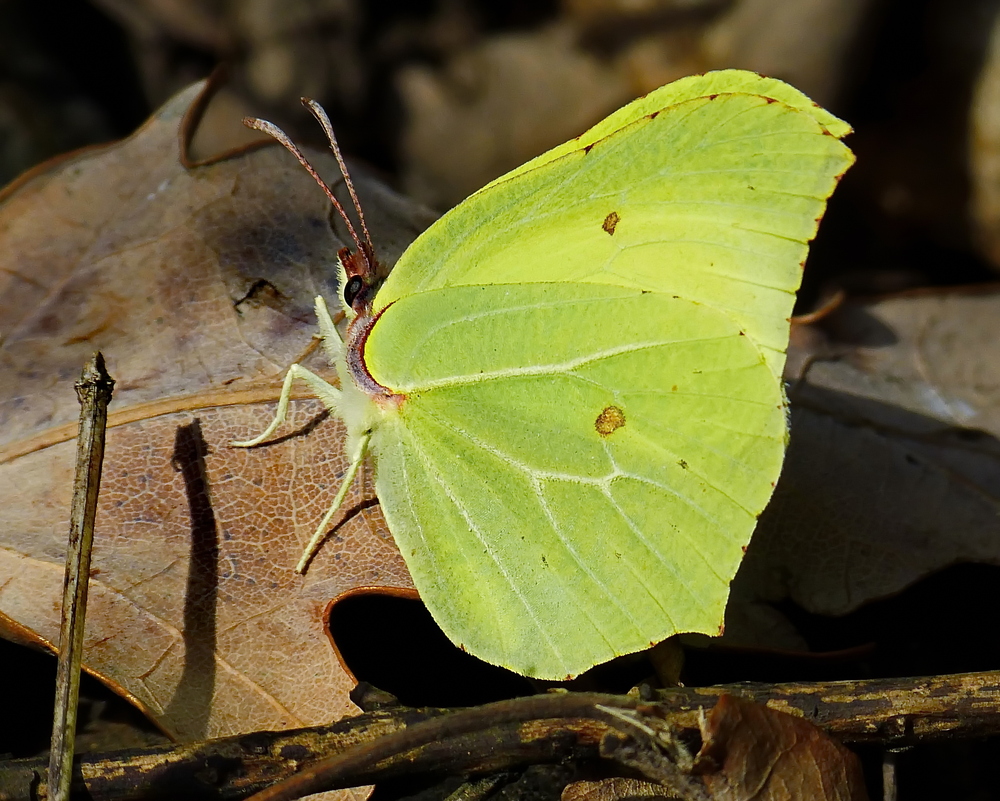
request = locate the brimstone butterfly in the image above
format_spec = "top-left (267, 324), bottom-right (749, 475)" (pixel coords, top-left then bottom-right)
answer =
top-left (234, 70), bottom-right (854, 680)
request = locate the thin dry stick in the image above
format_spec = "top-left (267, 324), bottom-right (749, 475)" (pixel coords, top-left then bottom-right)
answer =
top-left (47, 353), bottom-right (115, 801)
top-left (2, 670), bottom-right (1000, 800)
top-left (882, 749), bottom-right (900, 801)
top-left (244, 693), bottom-right (638, 801)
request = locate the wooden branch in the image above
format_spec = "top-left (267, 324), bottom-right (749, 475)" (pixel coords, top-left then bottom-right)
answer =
top-left (657, 671), bottom-right (1000, 744)
top-left (0, 705), bottom-right (607, 801)
top-left (2, 671), bottom-right (998, 801)
top-left (242, 694), bottom-right (639, 801)
top-left (48, 354), bottom-right (115, 801)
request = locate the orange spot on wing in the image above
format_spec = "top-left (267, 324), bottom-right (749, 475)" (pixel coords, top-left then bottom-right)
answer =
top-left (602, 211), bottom-right (620, 235)
top-left (595, 405), bottom-right (626, 437)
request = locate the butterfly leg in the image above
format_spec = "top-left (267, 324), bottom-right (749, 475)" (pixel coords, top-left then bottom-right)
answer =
top-left (230, 364), bottom-right (341, 448)
top-left (295, 429), bottom-right (372, 574)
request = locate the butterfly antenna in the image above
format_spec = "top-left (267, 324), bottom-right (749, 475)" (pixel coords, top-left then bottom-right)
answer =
top-left (301, 98), bottom-right (375, 256)
top-left (243, 115), bottom-right (369, 262)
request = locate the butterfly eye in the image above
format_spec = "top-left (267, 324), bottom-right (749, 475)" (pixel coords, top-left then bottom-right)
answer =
top-left (344, 275), bottom-right (364, 307)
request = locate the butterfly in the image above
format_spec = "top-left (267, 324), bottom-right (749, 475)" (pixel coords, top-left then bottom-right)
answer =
top-left (234, 70), bottom-right (853, 679)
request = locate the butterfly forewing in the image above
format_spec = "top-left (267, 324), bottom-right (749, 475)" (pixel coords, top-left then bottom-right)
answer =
top-left (374, 88), bottom-right (853, 381)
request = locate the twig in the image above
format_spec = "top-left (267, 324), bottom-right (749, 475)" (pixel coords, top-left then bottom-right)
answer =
top-left (442, 774), bottom-right (511, 801)
top-left (46, 354), bottom-right (115, 801)
top-left (0, 702), bottom-right (604, 801)
top-left (882, 750), bottom-right (899, 801)
top-left (4, 670), bottom-right (1000, 801)
top-left (244, 693), bottom-right (638, 801)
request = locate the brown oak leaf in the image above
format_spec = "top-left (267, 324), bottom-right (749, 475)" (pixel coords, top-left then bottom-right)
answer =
top-left (0, 80), bottom-right (434, 741)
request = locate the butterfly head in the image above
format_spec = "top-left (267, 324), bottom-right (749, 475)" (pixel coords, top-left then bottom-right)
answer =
top-left (338, 242), bottom-right (383, 317)
top-left (244, 97), bottom-right (380, 319)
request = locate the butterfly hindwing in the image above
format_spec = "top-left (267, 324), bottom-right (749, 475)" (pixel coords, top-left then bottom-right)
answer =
top-left (366, 283), bottom-right (785, 677)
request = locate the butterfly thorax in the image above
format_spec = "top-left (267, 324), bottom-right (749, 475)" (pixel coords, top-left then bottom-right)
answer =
top-left (345, 301), bottom-right (400, 406)
top-left (330, 299), bottom-right (401, 463)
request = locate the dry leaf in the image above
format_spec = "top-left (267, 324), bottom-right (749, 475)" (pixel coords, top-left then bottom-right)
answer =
top-left (726, 287), bottom-right (1000, 647)
top-left (0, 80), bottom-right (434, 740)
top-left (562, 777), bottom-right (676, 801)
top-left (696, 694), bottom-right (869, 801)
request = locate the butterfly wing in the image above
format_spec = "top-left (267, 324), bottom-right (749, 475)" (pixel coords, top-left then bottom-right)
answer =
top-left (362, 71), bottom-right (853, 677)
top-left (366, 283), bottom-right (785, 678)
top-left (374, 73), bottom-right (853, 379)
top-left (486, 69), bottom-right (851, 188)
